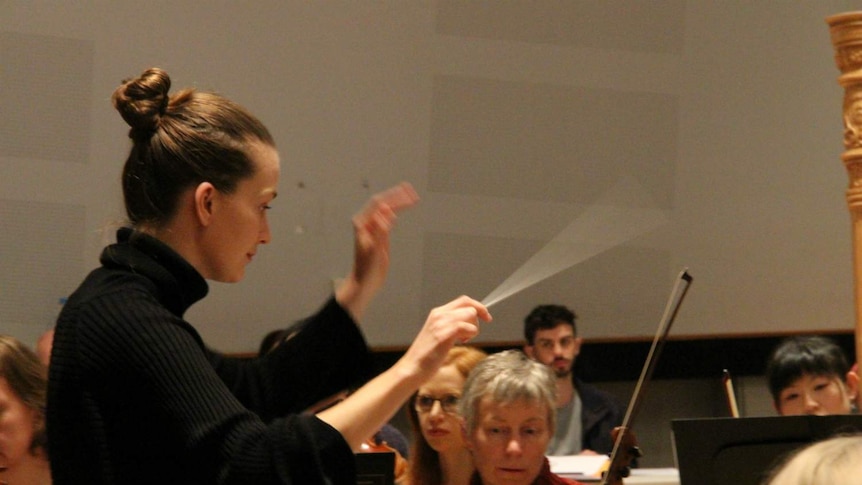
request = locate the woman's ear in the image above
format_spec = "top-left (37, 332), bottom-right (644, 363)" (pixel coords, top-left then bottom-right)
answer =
top-left (845, 369), bottom-right (859, 401)
top-left (29, 406), bottom-right (47, 456)
top-left (193, 182), bottom-right (217, 226)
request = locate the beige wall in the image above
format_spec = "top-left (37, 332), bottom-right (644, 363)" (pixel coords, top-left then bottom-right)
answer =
top-left (2, 1), bottom-right (859, 353)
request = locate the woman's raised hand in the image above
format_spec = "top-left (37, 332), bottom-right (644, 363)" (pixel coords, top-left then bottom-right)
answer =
top-left (335, 182), bottom-right (419, 321)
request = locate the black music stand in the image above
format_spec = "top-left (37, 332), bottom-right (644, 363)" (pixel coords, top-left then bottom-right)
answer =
top-left (671, 414), bottom-right (862, 485)
top-left (355, 451), bottom-right (395, 485)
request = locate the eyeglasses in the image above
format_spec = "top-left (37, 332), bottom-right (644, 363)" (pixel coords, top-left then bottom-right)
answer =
top-left (415, 394), bottom-right (460, 414)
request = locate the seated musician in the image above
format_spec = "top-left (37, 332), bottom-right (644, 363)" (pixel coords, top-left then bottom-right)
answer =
top-left (766, 335), bottom-right (858, 415)
top-left (405, 345), bottom-right (488, 485)
top-left (0, 335), bottom-right (52, 485)
top-left (763, 433), bottom-right (862, 485)
top-left (522, 304), bottom-right (623, 455)
top-left (458, 349), bottom-right (585, 485)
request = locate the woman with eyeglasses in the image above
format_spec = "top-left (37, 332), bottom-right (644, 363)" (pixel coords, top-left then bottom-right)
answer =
top-left (405, 346), bottom-right (487, 485)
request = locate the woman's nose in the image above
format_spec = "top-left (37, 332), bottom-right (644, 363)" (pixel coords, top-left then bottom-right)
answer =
top-left (506, 438), bottom-right (523, 456)
top-left (259, 216), bottom-right (272, 244)
top-left (428, 401), bottom-right (445, 421)
top-left (802, 392), bottom-right (820, 413)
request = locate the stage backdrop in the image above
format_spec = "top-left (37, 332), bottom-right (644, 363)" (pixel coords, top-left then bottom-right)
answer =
top-left (1, 1), bottom-right (858, 352)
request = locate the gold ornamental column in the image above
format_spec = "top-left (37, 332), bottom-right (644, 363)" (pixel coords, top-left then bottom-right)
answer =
top-left (827, 12), bottom-right (862, 400)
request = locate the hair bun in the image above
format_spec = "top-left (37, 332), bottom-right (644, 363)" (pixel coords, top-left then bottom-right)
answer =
top-left (111, 67), bottom-right (172, 134)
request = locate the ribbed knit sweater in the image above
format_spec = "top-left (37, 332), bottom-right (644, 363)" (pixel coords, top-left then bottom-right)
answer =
top-left (47, 228), bottom-right (372, 484)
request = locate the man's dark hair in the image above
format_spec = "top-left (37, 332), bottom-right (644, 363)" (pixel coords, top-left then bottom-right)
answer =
top-left (523, 304), bottom-right (577, 345)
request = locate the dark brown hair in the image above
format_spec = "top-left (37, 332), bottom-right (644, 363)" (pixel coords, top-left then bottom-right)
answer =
top-left (112, 67), bottom-right (275, 228)
top-left (0, 335), bottom-right (48, 454)
top-left (523, 304), bottom-right (577, 345)
top-left (406, 346), bottom-right (487, 485)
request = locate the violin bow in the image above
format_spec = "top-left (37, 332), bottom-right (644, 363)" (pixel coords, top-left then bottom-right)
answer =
top-left (601, 269), bottom-right (693, 485)
top-left (722, 369), bottom-right (740, 418)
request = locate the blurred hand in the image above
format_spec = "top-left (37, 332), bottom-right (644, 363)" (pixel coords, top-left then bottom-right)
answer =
top-left (336, 182), bottom-right (419, 320)
top-left (352, 182), bottom-right (418, 292)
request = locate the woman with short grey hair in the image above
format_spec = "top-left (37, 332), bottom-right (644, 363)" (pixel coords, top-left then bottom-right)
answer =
top-left (459, 350), bottom-right (583, 485)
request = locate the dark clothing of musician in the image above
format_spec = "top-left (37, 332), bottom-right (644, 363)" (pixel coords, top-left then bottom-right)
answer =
top-left (373, 423), bottom-right (410, 459)
top-left (47, 228), bottom-right (372, 484)
top-left (577, 378), bottom-right (624, 455)
top-left (468, 458), bottom-right (584, 485)
top-left (548, 377), bottom-right (623, 456)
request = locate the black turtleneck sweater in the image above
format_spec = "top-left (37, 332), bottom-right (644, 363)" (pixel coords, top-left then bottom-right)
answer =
top-left (47, 228), bottom-right (372, 484)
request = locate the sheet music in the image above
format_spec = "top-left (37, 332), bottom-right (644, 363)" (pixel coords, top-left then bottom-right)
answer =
top-left (548, 454), bottom-right (609, 478)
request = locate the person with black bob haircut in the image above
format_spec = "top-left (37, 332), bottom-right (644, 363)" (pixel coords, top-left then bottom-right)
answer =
top-left (766, 335), bottom-right (858, 416)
